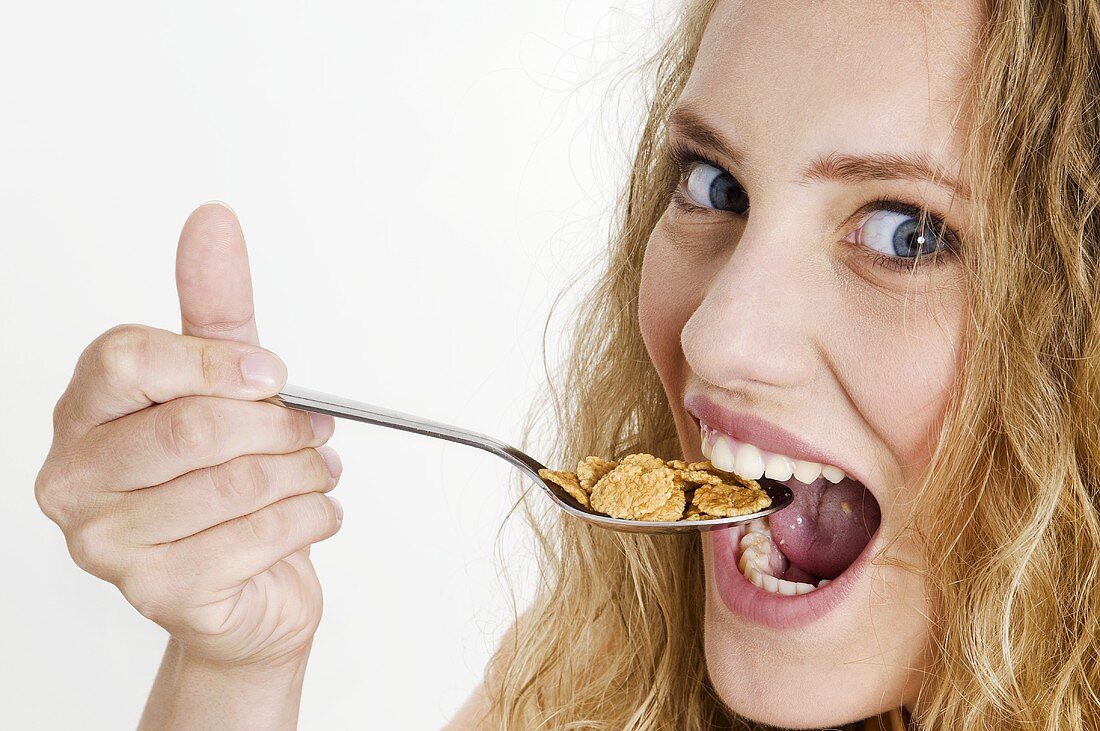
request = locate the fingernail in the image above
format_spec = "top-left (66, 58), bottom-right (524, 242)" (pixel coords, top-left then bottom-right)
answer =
top-left (316, 445), bottom-right (343, 478)
top-left (241, 351), bottom-right (285, 391)
top-left (310, 412), bottom-right (335, 439)
top-left (329, 496), bottom-right (343, 522)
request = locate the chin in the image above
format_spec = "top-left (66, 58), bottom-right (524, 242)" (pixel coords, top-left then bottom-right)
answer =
top-left (682, 407), bottom-right (929, 727)
top-left (699, 523), bottom-right (929, 727)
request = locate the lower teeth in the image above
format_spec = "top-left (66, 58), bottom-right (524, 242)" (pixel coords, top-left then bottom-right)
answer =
top-left (737, 518), bottom-right (831, 595)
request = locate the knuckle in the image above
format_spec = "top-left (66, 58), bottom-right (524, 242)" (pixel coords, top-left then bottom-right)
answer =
top-left (306, 491), bottom-right (340, 532)
top-left (67, 518), bottom-right (116, 578)
top-left (155, 398), bottom-right (219, 461)
top-left (306, 449), bottom-right (333, 487)
top-left (209, 456), bottom-right (270, 507)
top-left (51, 394), bottom-right (69, 432)
top-left (278, 410), bottom-right (315, 448)
top-left (33, 464), bottom-right (61, 520)
top-left (197, 340), bottom-right (229, 390)
top-left (34, 459), bottom-right (79, 524)
top-left (93, 324), bottom-right (152, 388)
top-left (240, 504), bottom-right (289, 548)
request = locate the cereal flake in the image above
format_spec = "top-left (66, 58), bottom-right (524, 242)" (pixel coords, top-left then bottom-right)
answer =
top-left (589, 454), bottom-right (685, 522)
top-left (576, 456), bottom-right (617, 491)
top-left (691, 482), bottom-right (771, 517)
top-left (538, 468), bottom-right (590, 509)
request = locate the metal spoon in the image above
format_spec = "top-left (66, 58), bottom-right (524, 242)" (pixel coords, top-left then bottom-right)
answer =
top-left (265, 384), bottom-right (792, 534)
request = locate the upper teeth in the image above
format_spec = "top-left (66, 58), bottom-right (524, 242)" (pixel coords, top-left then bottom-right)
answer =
top-left (699, 422), bottom-right (846, 485)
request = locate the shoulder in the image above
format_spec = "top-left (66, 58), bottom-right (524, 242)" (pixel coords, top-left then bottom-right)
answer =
top-left (441, 607), bottom-right (531, 730)
top-left (441, 681), bottom-right (492, 731)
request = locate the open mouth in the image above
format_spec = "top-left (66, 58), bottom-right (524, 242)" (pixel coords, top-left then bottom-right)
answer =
top-left (699, 420), bottom-right (882, 596)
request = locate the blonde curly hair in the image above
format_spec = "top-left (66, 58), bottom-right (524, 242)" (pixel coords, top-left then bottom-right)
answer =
top-left (480, 0), bottom-right (1100, 728)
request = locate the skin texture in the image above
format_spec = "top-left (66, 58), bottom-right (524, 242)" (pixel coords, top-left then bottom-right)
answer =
top-left (40, 2), bottom-right (986, 726)
top-left (35, 203), bottom-right (344, 729)
top-left (638, 0), bottom-right (982, 727)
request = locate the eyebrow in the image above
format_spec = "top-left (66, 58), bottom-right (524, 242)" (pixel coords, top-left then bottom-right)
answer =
top-left (667, 105), bottom-right (970, 200)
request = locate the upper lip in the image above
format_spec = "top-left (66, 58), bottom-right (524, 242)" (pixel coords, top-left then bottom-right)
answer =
top-left (684, 391), bottom-right (871, 490)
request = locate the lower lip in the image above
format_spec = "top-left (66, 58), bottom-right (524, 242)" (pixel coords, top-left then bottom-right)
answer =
top-left (709, 524), bottom-right (877, 630)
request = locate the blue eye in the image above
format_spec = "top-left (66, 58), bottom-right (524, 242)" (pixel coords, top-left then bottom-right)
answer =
top-left (684, 162), bottom-right (749, 214)
top-left (670, 146), bottom-right (961, 264)
top-left (854, 208), bottom-right (952, 258)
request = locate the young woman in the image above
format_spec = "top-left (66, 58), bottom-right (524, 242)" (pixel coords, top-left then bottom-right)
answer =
top-left (35, 0), bottom-right (1099, 728)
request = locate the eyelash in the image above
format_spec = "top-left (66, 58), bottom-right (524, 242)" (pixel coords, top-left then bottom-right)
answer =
top-left (667, 142), bottom-right (962, 273)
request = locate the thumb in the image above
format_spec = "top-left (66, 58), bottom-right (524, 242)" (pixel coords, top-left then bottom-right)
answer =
top-left (175, 201), bottom-right (260, 346)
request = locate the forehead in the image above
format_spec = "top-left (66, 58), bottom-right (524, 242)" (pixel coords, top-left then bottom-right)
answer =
top-left (679, 0), bottom-right (985, 193)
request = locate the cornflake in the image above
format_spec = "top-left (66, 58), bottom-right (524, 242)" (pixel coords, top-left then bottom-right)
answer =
top-left (576, 456), bottom-right (617, 491)
top-left (691, 481), bottom-right (772, 517)
top-left (537, 453), bottom-right (771, 522)
top-left (539, 469), bottom-right (591, 509)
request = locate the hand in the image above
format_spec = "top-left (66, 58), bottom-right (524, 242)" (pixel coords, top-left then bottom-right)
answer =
top-left (35, 202), bottom-right (343, 671)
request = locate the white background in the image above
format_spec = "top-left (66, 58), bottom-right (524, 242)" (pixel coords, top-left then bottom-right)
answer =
top-left (0, 2), bottom-right (670, 728)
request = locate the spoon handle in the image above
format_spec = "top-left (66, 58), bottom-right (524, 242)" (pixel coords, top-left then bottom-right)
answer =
top-left (264, 384), bottom-right (548, 480)
top-left (266, 385), bottom-right (792, 534)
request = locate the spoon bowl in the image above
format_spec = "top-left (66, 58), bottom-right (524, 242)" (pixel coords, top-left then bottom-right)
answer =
top-left (266, 384), bottom-right (793, 533)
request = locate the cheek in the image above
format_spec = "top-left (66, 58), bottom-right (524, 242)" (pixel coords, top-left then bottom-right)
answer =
top-left (835, 280), bottom-right (966, 477)
top-left (638, 220), bottom-right (708, 379)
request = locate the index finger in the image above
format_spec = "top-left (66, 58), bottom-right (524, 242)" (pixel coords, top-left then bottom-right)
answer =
top-left (56, 324), bottom-right (287, 435)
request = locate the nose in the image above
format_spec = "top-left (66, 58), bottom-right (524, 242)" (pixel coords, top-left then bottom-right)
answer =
top-left (681, 213), bottom-right (820, 391)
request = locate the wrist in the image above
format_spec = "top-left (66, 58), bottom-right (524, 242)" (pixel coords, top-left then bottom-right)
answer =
top-left (176, 639), bottom-right (313, 682)
top-left (139, 637), bottom-right (312, 730)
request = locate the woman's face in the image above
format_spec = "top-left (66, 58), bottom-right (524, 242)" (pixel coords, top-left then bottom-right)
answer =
top-left (639, 0), bottom-right (983, 726)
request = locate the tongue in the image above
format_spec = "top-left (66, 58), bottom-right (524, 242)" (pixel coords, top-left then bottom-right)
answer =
top-left (768, 476), bottom-right (880, 580)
